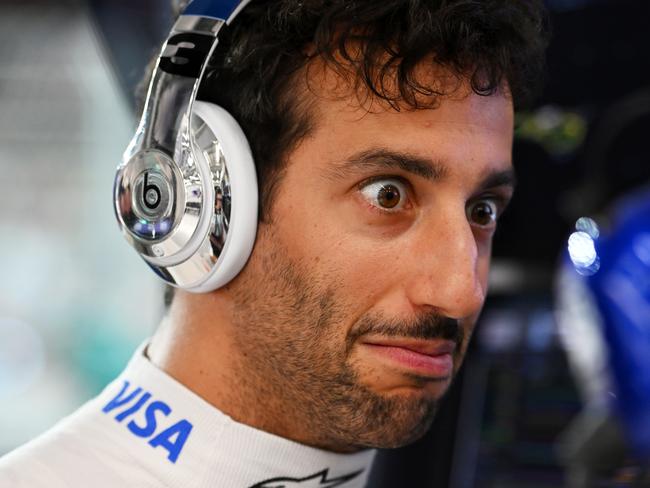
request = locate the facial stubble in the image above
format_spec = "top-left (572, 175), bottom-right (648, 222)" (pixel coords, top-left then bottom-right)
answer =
top-left (227, 226), bottom-right (462, 452)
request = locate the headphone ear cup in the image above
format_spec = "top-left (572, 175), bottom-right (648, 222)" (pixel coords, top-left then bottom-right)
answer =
top-left (185, 101), bottom-right (258, 292)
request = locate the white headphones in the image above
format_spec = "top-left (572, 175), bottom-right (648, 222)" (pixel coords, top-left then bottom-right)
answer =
top-left (113, 0), bottom-right (257, 293)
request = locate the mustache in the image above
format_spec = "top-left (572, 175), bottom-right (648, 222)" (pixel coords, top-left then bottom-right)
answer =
top-left (348, 312), bottom-right (464, 348)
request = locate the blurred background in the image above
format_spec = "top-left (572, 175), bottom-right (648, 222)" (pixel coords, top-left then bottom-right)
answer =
top-left (0, 0), bottom-right (649, 486)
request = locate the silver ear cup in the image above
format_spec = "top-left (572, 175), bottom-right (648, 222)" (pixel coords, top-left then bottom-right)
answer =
top-left (114, 143), bottom-right (209, 265)
top-left (113, 103), bottom-right (256, 292)
top-left (114, 136), bottom-right (222, 288)
top-left (113, 76), bottom-right (258, 292)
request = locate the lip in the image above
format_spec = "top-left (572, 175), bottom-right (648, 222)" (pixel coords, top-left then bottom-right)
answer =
top-left (360, 338), bottom-right (456, 378)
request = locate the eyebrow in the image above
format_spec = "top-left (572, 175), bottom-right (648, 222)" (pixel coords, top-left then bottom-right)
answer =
top-left (325, 147), bottom-right (517, 191)
top-left (477, 167), bottom-right (517, 192)
top-left (323, 148), bottom-right (445, 182)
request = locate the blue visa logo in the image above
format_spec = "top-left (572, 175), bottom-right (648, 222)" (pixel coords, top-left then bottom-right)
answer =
top-left (102, 380), bottom-right (193, 463)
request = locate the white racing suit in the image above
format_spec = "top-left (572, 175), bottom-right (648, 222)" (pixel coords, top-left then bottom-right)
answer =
top-left (0, 346), bottom-right (375, 487)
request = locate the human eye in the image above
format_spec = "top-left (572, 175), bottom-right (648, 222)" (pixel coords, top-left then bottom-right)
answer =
top-left (358, 177), bottom-right (411, 213)
top-left (466, 198), bottom-right (499, 228)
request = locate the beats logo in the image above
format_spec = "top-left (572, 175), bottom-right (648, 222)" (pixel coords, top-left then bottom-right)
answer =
top-left (143, 173), bottom-right (161, 210)
top-left (133, 170), bottom-right (171, 220)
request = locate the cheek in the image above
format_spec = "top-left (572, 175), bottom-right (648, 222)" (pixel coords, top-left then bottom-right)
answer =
top-left (274, 181), bottom-right (393, 295)
top-left (305, 233), bottom-right (396, 307)
top-left (278, 232), bottom-right (403, 340)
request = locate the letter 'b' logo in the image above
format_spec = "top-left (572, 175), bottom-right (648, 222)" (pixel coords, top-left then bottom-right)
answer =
top-left (143, 172), bottom-right (161, 210)
top-left (133, 170), bottom-right (171, 221)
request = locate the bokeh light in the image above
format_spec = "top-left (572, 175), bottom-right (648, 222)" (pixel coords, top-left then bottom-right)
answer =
top-left (568, 218), bottom-right (601, 276)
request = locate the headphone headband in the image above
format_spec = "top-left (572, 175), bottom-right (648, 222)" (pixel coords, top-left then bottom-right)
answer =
top-left (183, 0), bottom-right (252, 22)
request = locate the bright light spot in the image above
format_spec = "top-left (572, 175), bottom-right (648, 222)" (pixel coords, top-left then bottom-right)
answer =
top-left (575, 216), bottom-right (600, 239)
top-left (568, 232), bottom-right (596, 266)
top-left (568, 231), bottom-right (600, 275)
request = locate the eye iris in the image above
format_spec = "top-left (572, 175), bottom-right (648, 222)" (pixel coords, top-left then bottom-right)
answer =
top-left (472, 202), bottom-right (495, 225)
top-left (377, 184), bottom-right (401, 208)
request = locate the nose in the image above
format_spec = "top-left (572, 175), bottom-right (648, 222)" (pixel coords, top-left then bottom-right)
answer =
top-left (405, 208), bottom-right (487, 320)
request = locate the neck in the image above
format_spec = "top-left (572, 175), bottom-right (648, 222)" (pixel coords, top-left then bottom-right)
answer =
top-left (147, 291), bottom-right (349, 452)
top-left (148, 291), bottom-right (244, 421)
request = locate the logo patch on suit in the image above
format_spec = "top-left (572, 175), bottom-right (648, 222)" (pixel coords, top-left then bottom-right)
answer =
top-left (248, 468), bottom-right (363, 488)
top-left (102, 380), bottom-right (193, 463)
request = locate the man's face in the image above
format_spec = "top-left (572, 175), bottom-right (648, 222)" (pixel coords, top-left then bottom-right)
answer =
top-left (226, 69), bottom-right (514, 452)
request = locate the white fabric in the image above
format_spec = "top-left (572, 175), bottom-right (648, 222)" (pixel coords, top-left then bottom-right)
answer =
top-left (0, 345), bottom-right (376, 487)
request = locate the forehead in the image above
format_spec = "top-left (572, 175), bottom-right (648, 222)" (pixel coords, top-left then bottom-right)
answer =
top-left (322, 87), bottom-right (514, 141)
top-left (297, 61), bottom-right (515, 179)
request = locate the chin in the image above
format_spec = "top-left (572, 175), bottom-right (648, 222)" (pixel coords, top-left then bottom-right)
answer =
top-left (393, 376), bottom-right (453, 397)
top-left (363, 369), bottom-right (454, 403)
top-left (344, 387), bottom-right (442, 450)
top-left (363, 411), bottom-right (438, 449)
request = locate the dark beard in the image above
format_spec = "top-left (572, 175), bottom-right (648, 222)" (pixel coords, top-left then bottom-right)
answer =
top-left (228, 233), bottom-right (463, 451)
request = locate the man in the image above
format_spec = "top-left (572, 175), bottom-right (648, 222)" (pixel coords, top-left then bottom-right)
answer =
top-left (0, 0), bottom-right (547, 486)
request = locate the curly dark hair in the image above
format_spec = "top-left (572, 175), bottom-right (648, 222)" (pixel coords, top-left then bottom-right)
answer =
top-left (155, 1), bottom-right (549, 306)
top-left (165, 0), bottom-right (549, 223)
